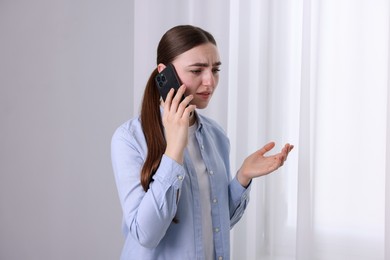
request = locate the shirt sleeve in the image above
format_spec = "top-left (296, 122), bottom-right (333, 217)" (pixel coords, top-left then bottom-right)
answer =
top-left (228, 175), bottom-right (251, 227)
top-left (111, 126), bottom-right (186, 248)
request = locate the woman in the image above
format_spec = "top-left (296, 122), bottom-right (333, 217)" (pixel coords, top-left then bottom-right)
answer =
top-left (111, 25), bottom-right (293, 260)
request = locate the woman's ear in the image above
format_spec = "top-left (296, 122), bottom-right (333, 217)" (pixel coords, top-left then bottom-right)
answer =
top-left (157, 63), bottom-right (166, 73)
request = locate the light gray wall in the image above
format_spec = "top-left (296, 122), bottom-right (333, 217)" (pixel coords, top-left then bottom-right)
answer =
top-left (0, 1), bottom-right (133, 259)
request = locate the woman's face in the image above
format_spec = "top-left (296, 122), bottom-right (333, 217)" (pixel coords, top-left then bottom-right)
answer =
top-left (160, 43), bottom-right (221, 109)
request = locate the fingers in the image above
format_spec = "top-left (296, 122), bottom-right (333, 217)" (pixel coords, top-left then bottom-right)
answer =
top-left (280, 144), bottom-right (294, 165)
top-left (170, 84), bottom-right (187, 108)
top-left (163, 88), bottom-right (174, 112)
top-left (182, 103), bottom-right (196, 118)
top-left (258, 142), bottom-right (276, 156)
top-left (284, 143), bottom-right (294, 157)
top-left (259, 142), bottom-right (294, 156)
top-left (164, 85), bottom-right (195, 119)
top-left (258, 142), bottom-right (294, 167)
top-left (177, 94), bottom-right (195, 116)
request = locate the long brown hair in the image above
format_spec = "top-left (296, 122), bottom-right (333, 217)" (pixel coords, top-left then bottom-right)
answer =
top-left (140, 25), bottom-right (216, 192)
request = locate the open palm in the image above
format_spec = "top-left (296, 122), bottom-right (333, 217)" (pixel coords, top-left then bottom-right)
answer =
top-left (237, 142), bottom-right (294, 187)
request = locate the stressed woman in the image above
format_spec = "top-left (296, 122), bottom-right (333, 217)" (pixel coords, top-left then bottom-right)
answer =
top-left (111, 25), bottom-right (293, 260)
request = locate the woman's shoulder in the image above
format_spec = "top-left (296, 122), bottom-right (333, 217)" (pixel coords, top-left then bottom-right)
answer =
top-left (112, 115), bottom-right (144, 141)
top-left (111, 115), bottom-right (149, 155)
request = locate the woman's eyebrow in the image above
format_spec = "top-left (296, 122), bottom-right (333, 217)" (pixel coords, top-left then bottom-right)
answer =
top-left (188, 61), bottom-right (222, 67)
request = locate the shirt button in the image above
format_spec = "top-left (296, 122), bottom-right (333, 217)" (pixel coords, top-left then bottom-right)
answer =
top-left (201, 145), bottom-right (204, 150)
top-left (215, 227), bottom-right (220, 233)
top-left (177, 175), bottom-right (183, 180)
top-left (209, 170), bottom-right (214, 175)
top-left (218, 257), bottom-right (223, 260)
top-left (213, 198), bottom-right (218, 203)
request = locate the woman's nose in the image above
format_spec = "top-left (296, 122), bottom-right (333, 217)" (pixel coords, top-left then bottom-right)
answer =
top-left (202, 70), bottom-right (215, 86)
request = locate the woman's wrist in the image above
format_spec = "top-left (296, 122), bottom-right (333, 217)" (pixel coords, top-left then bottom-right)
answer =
top-left (164, 146), bottom-right (184, 165)
top-left (236, 169), bottom-right (252, 188)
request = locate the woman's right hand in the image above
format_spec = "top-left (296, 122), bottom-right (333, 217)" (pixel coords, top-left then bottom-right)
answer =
top-left (162, 85), bottom-right (196, 164)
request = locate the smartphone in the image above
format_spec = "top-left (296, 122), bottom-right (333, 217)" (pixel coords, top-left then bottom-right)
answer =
top-left (155, 63), bottom-right (184, 102)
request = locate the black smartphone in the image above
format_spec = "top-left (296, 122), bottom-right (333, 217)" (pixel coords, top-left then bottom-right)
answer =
top-left (155, 63), bottom-right (184, 102)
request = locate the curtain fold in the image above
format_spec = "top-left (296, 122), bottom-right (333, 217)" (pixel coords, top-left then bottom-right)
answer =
top-left (384, 3), bottom-right (390, 258)
top-left (132, 0), bottom-right (390, 258)
top-left (296, 0), bottom-right (314, 258)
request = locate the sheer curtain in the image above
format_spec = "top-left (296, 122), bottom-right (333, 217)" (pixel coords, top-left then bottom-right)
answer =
top-left (132, 0), bottom-right (390, 259)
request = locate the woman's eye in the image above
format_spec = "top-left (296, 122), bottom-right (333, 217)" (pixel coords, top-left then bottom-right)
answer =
top-left (213, 68), bottom-right (221, 73)
top-left (190, 70), bottom-right (201, 74)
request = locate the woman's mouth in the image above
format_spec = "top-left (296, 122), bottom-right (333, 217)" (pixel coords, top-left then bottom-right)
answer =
top-left (197, 92), bottom-right (211, 100)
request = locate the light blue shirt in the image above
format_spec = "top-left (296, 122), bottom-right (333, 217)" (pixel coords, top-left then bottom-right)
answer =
top-left (111, 112), bottom-right (251, 260)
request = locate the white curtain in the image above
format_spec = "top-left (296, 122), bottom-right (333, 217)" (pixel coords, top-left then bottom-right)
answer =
top-left (132, 0), bottom-right (390, 259)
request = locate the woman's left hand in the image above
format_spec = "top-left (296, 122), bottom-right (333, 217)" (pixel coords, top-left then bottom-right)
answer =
top-left (237, 142), bottom-right (294, 187)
